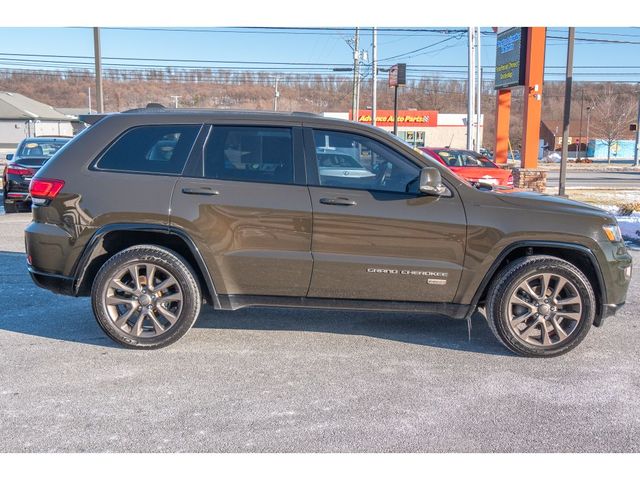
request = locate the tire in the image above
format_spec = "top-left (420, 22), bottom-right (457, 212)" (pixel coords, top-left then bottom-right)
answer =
top-left (3, 200), bottom-right (18, 214)
top-left (485, 255), bottom-right (595, 357)
top-left (91, 245), bottom-right (202, 349)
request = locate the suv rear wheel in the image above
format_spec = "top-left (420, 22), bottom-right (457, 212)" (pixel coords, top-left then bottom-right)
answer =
top-left (485, 255), bottom-right (595, 357)
top-left (91, 245), bottom-right (201, 349)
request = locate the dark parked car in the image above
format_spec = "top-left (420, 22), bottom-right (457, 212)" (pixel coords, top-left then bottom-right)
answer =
top-left (25, 107), bottom-right (632, 356)
top-left (3, 137), bottom-right (70, 213)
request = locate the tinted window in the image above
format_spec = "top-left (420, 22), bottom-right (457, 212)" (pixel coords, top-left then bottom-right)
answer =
top-left (435, 149), bottom-right (496, 168)
top-left (312, 130), bottom-right (420, 193)
top-left (96, 125), bottom-right (200, 174)
top-left (204, 126), bottom-right (294, 184)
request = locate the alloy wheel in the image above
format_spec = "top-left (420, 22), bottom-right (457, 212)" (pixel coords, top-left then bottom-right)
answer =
top-left (507, 272), bottom-right (583, 347)
top-left (104, 263), bottom-right (183, 338)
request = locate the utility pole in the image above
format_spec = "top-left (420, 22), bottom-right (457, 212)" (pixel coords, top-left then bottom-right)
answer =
top-left (351, 27), bottom-right (360, 121)
top-left (634, 83), bottom-right (640, 167)
top-left (371, 27), bottom-right (377, 126)
top-left (93, 27), bottom-right (104, 113)
top-left (466, 27), bottom-right (475, 150)
top-left (586, 105), bottom-right (592, 159)
top-left (274, 78), bottom-right (280, 111)
top-left (577, 89), bottom-right (584, 161)
top-left (559, 27), bottom-right (575, 197)
top-left (170, 95), bottom-right (181, 108)
top-left (475, 26), bottom-right (482, 153)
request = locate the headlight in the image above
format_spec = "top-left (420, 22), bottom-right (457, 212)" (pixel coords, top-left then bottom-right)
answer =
top-left (602, 224), bottom-right (622, 243)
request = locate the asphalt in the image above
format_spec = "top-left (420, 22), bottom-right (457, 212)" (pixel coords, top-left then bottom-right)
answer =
top-left (0, 212), bottom-right (639, 452)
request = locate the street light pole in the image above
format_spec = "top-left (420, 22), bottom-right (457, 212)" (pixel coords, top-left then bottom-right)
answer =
top-left (274, 78), bottom-right (280, 111)
top-left (351, 27), bottom-right (360, 121)
top-left (586, 106), bottom-right (592, 159)
top-left (466, 27), bottom-right (475, 150)
top-left (577, 89), bottom-right (584, 162)
top-left (475, 27), bottom-right (482, 152)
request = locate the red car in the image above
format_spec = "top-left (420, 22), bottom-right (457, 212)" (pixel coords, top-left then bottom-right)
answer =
top-left (420, 147), bottom-right (513, 187)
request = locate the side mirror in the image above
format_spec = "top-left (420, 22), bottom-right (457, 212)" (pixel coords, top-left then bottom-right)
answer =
top-left (419, 167), bottom-right (447, 196)
top-left (6, 153), bottom-right (13, 161)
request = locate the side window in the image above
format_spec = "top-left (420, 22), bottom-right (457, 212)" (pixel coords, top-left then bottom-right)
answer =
top-left (96, 125), bottom-right (200, 174)
top-left (204, 126), bottom-right (294, 185)
top-left (312, 129), bottom-right (420, 193)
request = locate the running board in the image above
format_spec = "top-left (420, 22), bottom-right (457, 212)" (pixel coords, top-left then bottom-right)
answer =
top-left (216, 294), bottom-right (471, 320)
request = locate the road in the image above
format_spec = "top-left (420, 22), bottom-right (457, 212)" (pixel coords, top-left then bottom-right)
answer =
top-left (0, 213), bottom-right (638, 452)
top-left (545, 170), bottom-right (640, 189)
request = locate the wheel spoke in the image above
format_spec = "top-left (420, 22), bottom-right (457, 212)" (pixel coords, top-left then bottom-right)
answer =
top-left (156, 304), bottom-right (178, 325)
top-left (128, 265), bottom-right (141, 292)
top-left (510, 295), bottom-right (536, 309)
top-left (161, 292), bottom-right (183, 303)
top-left (147, 310), bottom-right (165, 334)
top-left (558, 311), bottom-right (582, 321)
top-left (556, 295), bottom-right (580, 306)
top-left (540, 274), bottom-right (552, 297)
top-left (541, 322), bottom-right (552, 346)
top-left (154, 277), bottom-right (177, 293)
top-left (510, 310), bottom-right (534, 326)
top-left (146, 264), bottom-right (157, 290)
top-left (106, 295), bottom-right (137, 306)
top-left (550, 318), bottom-right (568, 341)
top-left (518, 280), bottom-right (540, 301)
top-left (520, 318), bottom-right (542, 339)
top-left (551, 277), bottom-right (567, 302)
top-left (109, 279), bottom-right (136, 295)
top-left (132, 312), bottom-right (146, 336)
top-left (114, 307), bottom-right (136, 328)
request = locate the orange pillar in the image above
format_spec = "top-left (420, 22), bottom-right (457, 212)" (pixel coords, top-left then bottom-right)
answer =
top-left (521, 27), bottom-right (547, 169)
top-left (494, 89), bottom-right (512, 164)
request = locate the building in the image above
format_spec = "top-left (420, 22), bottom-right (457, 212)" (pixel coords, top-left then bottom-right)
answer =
top-left (55, 107), bottom-right (92, 135)
top-left (540, 120), bottom-right (585, 154)
top-left (0, 92), bottom-right (74, 148)
top-left (323, 110), bottom-right (484, 149)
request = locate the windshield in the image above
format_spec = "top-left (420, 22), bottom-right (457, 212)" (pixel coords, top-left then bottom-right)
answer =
top-left (435, 149), bottom-right (496, 168)
top-left (17, 139), bottom-right (69, 158)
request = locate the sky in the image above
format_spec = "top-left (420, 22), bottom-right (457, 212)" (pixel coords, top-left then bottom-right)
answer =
top-left (0, 27), bottom-right (638, 84)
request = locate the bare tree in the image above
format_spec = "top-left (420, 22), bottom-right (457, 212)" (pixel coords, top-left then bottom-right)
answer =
top-left (589, 84), bottom-right (636, 163)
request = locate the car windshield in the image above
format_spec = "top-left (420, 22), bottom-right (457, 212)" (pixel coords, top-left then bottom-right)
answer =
top-left (17, 139), bottom-right (69, 158)
top-left (435, 149), bottom-right (496, 168)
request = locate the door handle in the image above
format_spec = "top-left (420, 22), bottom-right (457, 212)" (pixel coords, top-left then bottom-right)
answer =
top-left (319, 197), bottom-right (357, 206)
top-left (181, 187), bottom-right (220, 196)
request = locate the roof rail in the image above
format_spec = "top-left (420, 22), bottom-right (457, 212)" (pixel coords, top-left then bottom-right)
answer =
top-left (291, 111), bottom-right (320, 117)
top-left (78, 113), bottom-right (109, 125)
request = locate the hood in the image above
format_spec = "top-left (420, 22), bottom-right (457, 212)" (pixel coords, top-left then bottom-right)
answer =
top-left (491, 189), bottom-right (614, 221)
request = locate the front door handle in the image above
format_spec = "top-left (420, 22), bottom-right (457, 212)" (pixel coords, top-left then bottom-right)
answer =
top-left (319, 197), bottom-right (357, 206)
top-left (181, 187), bottom-right (220, 196)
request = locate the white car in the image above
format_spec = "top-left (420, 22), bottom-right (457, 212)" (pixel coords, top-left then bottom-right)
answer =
top-left (317, 152), bottom-right (375, 179)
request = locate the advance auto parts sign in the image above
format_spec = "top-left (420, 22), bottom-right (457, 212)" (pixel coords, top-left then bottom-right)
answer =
top-left (355, 110), bottom-right (438, 127)
top-left (495, 27), bottom-right (528, 89)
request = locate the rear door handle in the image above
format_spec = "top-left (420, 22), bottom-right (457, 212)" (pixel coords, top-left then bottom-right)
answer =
top-left (181, 187), bottom-right (220, 196)
top-left (319, 197), bottom-right (357, 206)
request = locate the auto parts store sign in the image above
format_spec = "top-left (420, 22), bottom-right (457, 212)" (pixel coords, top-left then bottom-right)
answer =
top-left (354, 110), bottom-right (438, 127)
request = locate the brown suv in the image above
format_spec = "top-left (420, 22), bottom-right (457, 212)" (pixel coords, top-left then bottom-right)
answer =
top-left (24, 107), bottom-right (632, 356)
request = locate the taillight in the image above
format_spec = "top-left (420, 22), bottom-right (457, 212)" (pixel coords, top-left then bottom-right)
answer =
top-left (29, 178), bottom-right (65, 199)
top-left (507, 175), bottom-right (514, 186)
top-left (6, 165), bottom-right (33, 176)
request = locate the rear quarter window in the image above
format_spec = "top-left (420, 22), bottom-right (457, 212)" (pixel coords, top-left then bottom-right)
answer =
top-left (95, 124), bottom-right (200, 175)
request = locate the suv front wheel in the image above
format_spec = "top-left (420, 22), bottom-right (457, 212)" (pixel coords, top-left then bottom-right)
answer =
top-left (91, 245), bottom-right (202, 349)
top-left (486, 255), bottom-right (595, 357)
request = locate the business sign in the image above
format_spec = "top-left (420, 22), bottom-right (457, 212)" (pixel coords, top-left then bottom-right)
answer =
top-left (495, 27), bottom-right (528, 89)
top-left (353, 110), bottom-right (438, 127)
top-left (389, 63), bottom-right (407, 87)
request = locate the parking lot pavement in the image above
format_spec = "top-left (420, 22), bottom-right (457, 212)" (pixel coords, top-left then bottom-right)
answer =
top-left (0, 214), bottom-right (638, 453)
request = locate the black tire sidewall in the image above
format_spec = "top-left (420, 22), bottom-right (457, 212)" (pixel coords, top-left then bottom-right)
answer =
top-left (91, 245), bottom-right (201, 349)
top-left (487, 256), bottom-right (595, 357)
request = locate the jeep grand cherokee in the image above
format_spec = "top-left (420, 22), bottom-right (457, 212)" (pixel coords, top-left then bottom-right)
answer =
top-left (24, 107), bottom-right (632, 356)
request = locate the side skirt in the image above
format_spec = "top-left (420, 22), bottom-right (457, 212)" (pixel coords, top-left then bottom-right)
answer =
top-left (217, 294), bottom-right (472, 320)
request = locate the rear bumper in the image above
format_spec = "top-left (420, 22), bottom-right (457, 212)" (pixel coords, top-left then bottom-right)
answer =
top-left (28, 266), bottom-right (75, 296)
